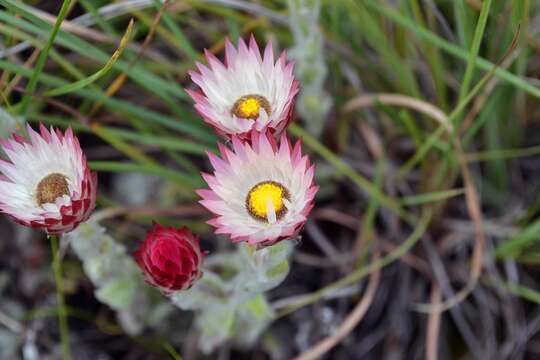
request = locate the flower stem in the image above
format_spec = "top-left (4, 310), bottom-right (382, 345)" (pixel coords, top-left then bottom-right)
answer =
top-left (49, 234), bottom-right (71, 360)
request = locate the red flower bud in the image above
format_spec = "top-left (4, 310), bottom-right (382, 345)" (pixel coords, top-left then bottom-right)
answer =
top-left (135, 223), bottom-right (203, 293)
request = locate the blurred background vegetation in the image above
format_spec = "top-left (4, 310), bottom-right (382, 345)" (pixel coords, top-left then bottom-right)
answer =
top-left (0, 0), bottom-right (540, 359)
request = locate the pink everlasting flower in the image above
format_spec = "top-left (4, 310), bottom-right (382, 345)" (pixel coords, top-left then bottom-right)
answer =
top-left (187, 35), bottom-right (299, 139)
top-left (135, 223), bottom-right (203, 294)
top-left (198, 130), bottom-right (318, 247)
top-left (0, 124), bottom-right (97, 234)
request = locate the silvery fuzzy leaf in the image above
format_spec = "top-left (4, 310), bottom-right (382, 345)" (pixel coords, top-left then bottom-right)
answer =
top-left (116, 287), bottom-right (173, 336)
top-left (95, 275), bottom-right (137, 310)
top-left (144, 301), bottom-right (175, 328)
top-left (68, 221), bottom-right (107, 258)
top-left (67, 217), bottom-right (170, 336)
top-left (232, 242), bottom-right (294, 303)
top-left (170, 270), bottom-right (226, 311)
top-left (169, 241), bottom-right (294, 353)
top-left (22, 336), bottom-right (39, 360)
top-left (0, 107), bottom-right (24, 139)
top-left (0, 329), bottom-right (20, 359)
top-left (196, 302), bottom-right (236, 354)
top-left (287, 0), bottom-right (332, 137)
top-left (117, 310), bottom-right (144, 336)
top-left (83, 257), bottom-right (107, 283)
top-left (234, 294), bottom-right (274, 348)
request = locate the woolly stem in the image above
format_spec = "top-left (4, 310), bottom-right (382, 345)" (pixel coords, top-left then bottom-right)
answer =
top-left (49, 234), bottom-right (71, 360)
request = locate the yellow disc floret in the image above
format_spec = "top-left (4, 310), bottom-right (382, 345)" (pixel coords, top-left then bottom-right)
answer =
top-left (246, 181), bottom-right (290, 222)
top-left (238, 98), bottom-right (260, 118)
top-left (231, 94), bottom-right (271, 119)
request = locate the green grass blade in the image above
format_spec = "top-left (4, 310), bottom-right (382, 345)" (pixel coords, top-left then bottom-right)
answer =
top-left (466, 144), bottom-right (540, 162)
top-left (494, 218), bottom-right (540, 258)
top-left (27, 114), bottom-right (213, 155)
top-left (400, 188), bottom-right (465, 206)
top-left (362, 0), bottom-right (540, 99)
top-left (16, 0), bottom-right (72, 114)
top-left (453, 0), bottom-right (473, 48)
top-left (0, 59), bottom-right (215, 142)
top-left (89, 161), bottom-right (203, 189)
top-left (154, 0), bottom-right (198, 61)
top-left (278, 209), bottom-right (432, 316)
top-left (456, 0), bottom-right (492, 111)
top-left (346, 0), bottom-right (421, 98)
top-left (487, 278), bottom-right (540, 305)
top-left (44, 19), bottom-right (134, 96)
top-left (289, 124), bottom-right (415, 224)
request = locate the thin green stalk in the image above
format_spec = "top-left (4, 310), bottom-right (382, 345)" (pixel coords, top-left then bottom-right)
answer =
top-left (0, 2), bottom-right (198, 123)
top-left (78, 0), bottom-right (118, 35)
top-left (457, 0), bottom-right (492, 114)
top-left (17, 0), bottom-right (72, 114)
top-left (0, 59), bottom-right (214, 142)
top-left (357, 157), bottom-right (384, 264)
top-left (494, 218), bottom-right (540, 259)
top-left (88, 161), bottom-right (203, 189)
top-left (486, 277), bottom-right (540, 305)
top-left (453, 0), bottom-right (473, 48)
top-left (466, 144), bottom-right (540, 162)
top-left (152, 0), bottom-right (198, 61)
top-left (400, 188), bottom-right (465, 206)
top-left (44, 19), bottom-right (134, 97)
top-left (163, 342), bottom-right (183, 360)
top-left (397, 42), bottom-right (505, 178)
top-left (26, 115), bottom-right (213, 155)
top-left (49, 234), bottom-right (71, 360)
top-left (277, 209), bottom-right (432, 317)
top-left (409, 0), bottom-right (448, 111)
top-left (346, 0), bottom-right (421, 98)
top-left (397, 125), bottom-right (446, 178)
top-left (91, 124), bottom-right (159, 167)
top-left (289, 124), bottom-right (416, 224)
top-left (361, 0), bottom-right (540, 99)
top-left (513, 0), bottom-right (530, 112)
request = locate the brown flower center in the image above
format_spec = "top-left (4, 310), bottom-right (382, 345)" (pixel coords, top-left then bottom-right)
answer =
top-left (231, 94), bottom-right (271, 119)
top-left (36, 173), bottom-right (69, 206)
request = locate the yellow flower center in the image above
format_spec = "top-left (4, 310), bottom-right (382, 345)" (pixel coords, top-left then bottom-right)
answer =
top-left (231, 94), bottom-right (271, 119)
top-left (36, 173), bottom-right (69, 206)
top-left (246, 181), bottom-right (290, 222)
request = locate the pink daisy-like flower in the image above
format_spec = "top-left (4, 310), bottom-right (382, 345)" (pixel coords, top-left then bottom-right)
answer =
top-left (187, 35), bottom-right (299, 139)
top-left (197, 130), bottom-right (318, 247)
top-left (0, 124), bottom-right (97, 234)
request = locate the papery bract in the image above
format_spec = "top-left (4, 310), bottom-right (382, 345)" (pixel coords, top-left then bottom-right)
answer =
top-left (187, 35), bottom-right (299, 139)
top-left (135, 223), bottom-right (203, 293)
top-left (0, 124), bottom-right (97, 234)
